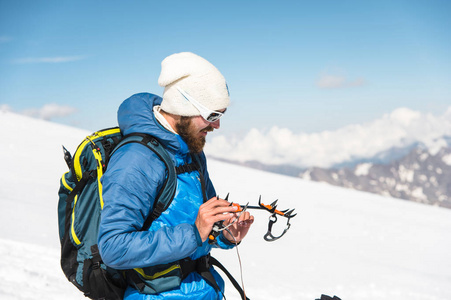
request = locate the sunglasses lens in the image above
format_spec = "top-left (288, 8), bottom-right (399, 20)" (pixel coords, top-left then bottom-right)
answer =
top-left (206, 112), bottom-right (221, 122)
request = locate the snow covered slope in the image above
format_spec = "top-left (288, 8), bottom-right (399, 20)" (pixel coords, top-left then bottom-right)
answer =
top-left (1, 111), bottom-right (450, 300)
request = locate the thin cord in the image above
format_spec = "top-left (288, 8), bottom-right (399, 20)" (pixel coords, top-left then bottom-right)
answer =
top-left (219, 203), bottom-right (249, 232)
top-left (225, 227), bottom-right (247, 300)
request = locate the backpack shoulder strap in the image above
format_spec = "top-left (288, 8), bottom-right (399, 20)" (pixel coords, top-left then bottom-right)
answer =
top-left (190, 153), bottom-right (208, 203)
top-left (111, 132), bottom-right (176, 231)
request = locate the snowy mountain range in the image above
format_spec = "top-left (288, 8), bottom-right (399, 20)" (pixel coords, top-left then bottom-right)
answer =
top-left (1, 110), bottom-right (451, 300)
top-left (301, 143), bottom-right (451, 209)
top-left (215, 140), bottom-right (451, 209)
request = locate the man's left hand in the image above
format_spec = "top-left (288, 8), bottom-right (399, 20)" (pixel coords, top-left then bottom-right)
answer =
top-left (222, 211), bottom-right (254, 243)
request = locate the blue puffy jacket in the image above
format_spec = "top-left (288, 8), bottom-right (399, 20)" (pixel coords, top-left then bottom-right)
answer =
top-left (98, 93), bottom-right (235, 299)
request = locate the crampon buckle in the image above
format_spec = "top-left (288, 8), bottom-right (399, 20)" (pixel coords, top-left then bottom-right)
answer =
top-left (256, 196), bottom-right (297, 242)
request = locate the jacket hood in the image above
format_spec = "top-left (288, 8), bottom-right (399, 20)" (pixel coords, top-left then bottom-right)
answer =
top-left (117, 93), bottom-right (181, 154)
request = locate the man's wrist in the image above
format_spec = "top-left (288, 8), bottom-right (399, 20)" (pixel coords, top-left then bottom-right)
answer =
top-left (221, 233), bottom-right (240, 245)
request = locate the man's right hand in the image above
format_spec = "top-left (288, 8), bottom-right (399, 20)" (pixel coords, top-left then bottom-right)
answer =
top-left (195, 197), bottom-right (238, 242)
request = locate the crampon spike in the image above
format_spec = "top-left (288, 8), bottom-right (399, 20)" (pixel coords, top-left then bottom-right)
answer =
top-left (285, 209), bottom-right (297, 218)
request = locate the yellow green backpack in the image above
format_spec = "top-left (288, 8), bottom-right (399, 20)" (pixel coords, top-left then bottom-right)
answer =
top-left (57, 127), bottom-right (177, 300)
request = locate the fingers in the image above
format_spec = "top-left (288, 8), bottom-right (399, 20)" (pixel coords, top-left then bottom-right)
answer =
top-left (222, 211), bottom-right (254, 243)
top-left (226, 211), bottom-right (254, 227)
top-left (197, 197), bottom-right (255, 242)
top-left (237, 211), bottom-right (254, 227)
top-left (203, 197), bottom-right (232, 209)
top-left (200, 197), bottom-right (239, 218)
top-left (195, 197), bottom-right (239, 242)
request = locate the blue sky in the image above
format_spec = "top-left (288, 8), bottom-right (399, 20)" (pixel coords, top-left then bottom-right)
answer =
top-left (1, 0), bottom-right (450, 138)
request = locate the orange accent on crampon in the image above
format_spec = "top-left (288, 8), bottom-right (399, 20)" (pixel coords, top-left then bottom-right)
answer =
top-left (231, 203), bottom-right (243, 212)
top-left (261, 203), bottom-right (286, 216)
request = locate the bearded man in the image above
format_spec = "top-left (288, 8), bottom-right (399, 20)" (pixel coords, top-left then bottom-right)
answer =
top-left (98, 52), bottom-right (254, 300)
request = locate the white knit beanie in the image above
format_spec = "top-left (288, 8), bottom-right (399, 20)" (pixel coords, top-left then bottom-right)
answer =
top-left (158, 52), bottom-right (230, 116)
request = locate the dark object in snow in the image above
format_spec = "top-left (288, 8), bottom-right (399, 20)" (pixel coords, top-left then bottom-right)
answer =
top-left (316, 295), bottom-right (342, 300)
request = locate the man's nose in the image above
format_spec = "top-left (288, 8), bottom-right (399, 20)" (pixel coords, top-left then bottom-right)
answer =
top-left (210, 119), bottom-right (220, 129)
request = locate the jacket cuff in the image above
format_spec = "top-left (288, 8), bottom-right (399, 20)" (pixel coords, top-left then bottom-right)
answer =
top-left (216, 233), bottom-right (239, 249)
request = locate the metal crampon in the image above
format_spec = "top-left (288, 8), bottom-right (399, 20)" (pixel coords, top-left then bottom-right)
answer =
top-left (244, 196), bottom-right (297, 242)
top-left (208, 194), bottom-right (297, 243)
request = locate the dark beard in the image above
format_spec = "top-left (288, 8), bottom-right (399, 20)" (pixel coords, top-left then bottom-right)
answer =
top-left (176, 117), bottom-right (213, 154)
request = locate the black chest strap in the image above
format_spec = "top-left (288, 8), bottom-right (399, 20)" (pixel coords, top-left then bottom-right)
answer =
top-left (175, 161), bottom-right (198, 174)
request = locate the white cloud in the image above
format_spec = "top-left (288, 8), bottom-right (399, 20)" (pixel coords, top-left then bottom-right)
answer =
top-left (12, 55), bottom-right (86, 64)
top-left (0, 104), bottom-right (13, 112)
top-left (22, 103), bottom-right (78, 120)
top-left (206, 107), bottom-right (451, 168)
top-left (317, 74), bottom-right (366, 89)
top-left (317, 75), bottom-right (346, 88)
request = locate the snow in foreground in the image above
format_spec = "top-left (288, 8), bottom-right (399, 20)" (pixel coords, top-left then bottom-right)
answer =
top-left (1, 111), bottom-right (451, 300)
